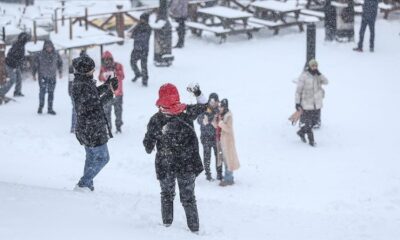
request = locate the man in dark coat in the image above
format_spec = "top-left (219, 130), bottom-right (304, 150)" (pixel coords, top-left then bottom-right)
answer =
top-left (143, 83), bottom-right (207, 233)
top-left (71, 54), bottom-right (118, 191)
top-left (353, 0), bottom-right (379, 52)
top-left (32, 40), bottom-right (63, 115)
top-left (1, 32), bottom-right (30, 98)
top-left (197, 93), bottom-right (222, 181)
top-left (131, 12), bottom-right (152, 86)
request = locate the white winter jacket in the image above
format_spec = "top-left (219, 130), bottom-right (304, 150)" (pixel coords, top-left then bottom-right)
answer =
top-left (295, 71), bottom-right (329, 110)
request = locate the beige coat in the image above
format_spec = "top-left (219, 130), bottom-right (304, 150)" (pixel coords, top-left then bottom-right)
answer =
top-left (218, 111), bottom-right (240, 171)
top-left (295, 71), bottom-right (328, 110)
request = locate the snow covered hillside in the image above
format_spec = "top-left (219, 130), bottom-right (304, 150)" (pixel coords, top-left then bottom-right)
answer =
top-left (1, 7), bottom-right (400, 240)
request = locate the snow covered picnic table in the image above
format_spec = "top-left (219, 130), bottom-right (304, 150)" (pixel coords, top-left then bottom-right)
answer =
top-left (249, 0), bottom-right (305, 35)
top-left (188, 6), bottom-right (260, 42)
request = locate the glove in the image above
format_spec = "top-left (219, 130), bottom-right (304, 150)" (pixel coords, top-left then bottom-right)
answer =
top-left (187, 83), bottom-right (201, 97)
top-left (295, 103), bottom-right (302, 111)
top-left (105, 76), bottom-right (119, 91)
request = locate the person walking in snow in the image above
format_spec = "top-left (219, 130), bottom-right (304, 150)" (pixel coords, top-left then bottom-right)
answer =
top-left (169, 0), bottom-right (189, 48)
top-left (0, 32), bottom-right (30, 98)
top-left (295, 59), bottom-right (329, 147)
top-left (324, 0), bottom-right (336, 41)
top-left (143, 83), bottom-right (207, 233)
top-left (353, 0), bottom-right (379, 52)
top-left (99, 51), bottom-right (125, 133)
top-left (131, 12), bottom-right (151, 86)
top-left (197, 93), bottom-right (222, 181)
top-left (71, 54), bottom-right (119, 191)
top-left (216, 99), bottom-right (240, 187)
top-left (32, 40), bottom-right (63, 115)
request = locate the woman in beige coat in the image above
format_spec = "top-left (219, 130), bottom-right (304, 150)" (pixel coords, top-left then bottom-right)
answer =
top-left (216, 99), bottom-right (240, 186)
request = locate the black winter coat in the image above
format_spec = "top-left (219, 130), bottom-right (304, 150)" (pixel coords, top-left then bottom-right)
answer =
top-left (362, 0), bottom-right (379, 21)
top-left (131, 22), bottom-right (152, 51)
top-left (197, 108), bottom-right (218, 146)
top-left (143, 104), bottom-right (207, 180)
top-left (5, 39), bottom-right (26, 69)
top-left (72, 74), bottom-right (113, 147)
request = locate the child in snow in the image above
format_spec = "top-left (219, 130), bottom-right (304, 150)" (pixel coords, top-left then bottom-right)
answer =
top-left (216, 98), bottom-right (240, 186)
top-left (143, 83), bottom-right (207, 233)
top-left (98, 51), bottom-right (125, 133)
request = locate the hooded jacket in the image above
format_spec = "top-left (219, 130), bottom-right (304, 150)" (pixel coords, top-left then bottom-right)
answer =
top-left (98, 51), bottom-right (125, 96)
top-left (5, 32), bottom-right (30, 69)
top-left (32, 40), bottom-right (63, 79)
top-left (295, 69), bottom-right (329, 111)
top-left (131, 21), bottom-right (152, 51)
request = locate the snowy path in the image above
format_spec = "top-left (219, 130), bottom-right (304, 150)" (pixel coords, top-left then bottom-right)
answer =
top-left (1, 18), bottom-right (400, 240)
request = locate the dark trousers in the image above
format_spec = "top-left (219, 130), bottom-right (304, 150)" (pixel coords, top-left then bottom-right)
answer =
top-left (39, 76), bottom-right (56, 110)
top-left (175, 17), bottom-right (186, 47)
top-left (104, 95), bottom-right (123, 131)
top-left (159, 173), bottom-right (199, 232)
top-left (299, 109), bottom-right (321, 143)
top-left (325, 26), bottom-right (336, 41)
top-left (358, 18), bottom-right (375, 50)
top-left (130, 49), bottom-right (148, 83)
top-left (2, 65), bottom-right (21, 96)
top-left (203, 142), bottom-right (222, 179)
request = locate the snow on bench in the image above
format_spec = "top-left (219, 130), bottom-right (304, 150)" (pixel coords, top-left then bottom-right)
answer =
top-left (300, 9), bottom-right (325, 19)
top-left (186, 21), bottom-right (230, 34)
top-left (298, 15), bottom-right (320, 23)
top-left (248, 17), bottom-right (282, 27)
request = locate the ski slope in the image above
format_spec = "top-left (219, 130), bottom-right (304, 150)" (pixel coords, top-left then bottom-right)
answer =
top-left (1, 8), bottom-right (400, 240)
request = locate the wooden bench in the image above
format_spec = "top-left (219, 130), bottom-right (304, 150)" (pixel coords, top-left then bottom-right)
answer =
top-left (249, 17), bottom-right (303, 35)
top-left (298, 15), bottom-right (321, 23)
top-left (186, 21), bottom-right (231, 42)
top-left (300, 9), bottom-right (325, 20)
top-left (379, 2), bottom-right (400, 19)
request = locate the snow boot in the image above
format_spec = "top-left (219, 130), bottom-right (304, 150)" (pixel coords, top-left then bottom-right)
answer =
top-left (116, 126), bottom-right (122, 134)
top-left (161, 202), bottom-right (173, 226)
top-left (206, 174), bottom-right (214, 182)
top-left (132, 74), bottom-right (142, 82)
top-left (37, 107), bottom-right (43, 114)
top-left (297, 130), bottom-right (306, 143)
top-left (370, 47), bottom-right (374, 53)
top-left (219, 180), bottom-right (234, 187)
top-left (14, 92), bottom-right (24, 97)
top-left (73, 184), bottom-right (92, 192)
top-left (183, 204), bottom-right (199, 232)
top-left (307, 131), bottom-right (315, 147)
top-left (353, 47), bottom-right (363, 52)
top-left (48, 109), bottom-right (57, 115)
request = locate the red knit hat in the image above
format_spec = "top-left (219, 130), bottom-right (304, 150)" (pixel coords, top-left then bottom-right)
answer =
top-left (156, 83), bottom-right (187, 115)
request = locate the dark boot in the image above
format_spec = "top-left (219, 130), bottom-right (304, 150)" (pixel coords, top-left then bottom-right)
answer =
top-left (14, 92), bottom-right (24, 97)
top-left (307, 131), bottom-right (315, 147)
top-left (183, 204), bottom-right (199, 232)
top-left (132, 74), bottom-right (142, 82)
top-left (37, 107), bottom-right (43, 114)
top-left (297, 129), bottom-right (306, 143)
top-left (353, 47), bottom-right (363, 52)
top-left (206, 173), bottom-right (214, 182)
top-left (116, 125), bottom-right (122, 134)
top-left (48, 109), bottom-right (57, 115)
top-left (161, 201), bottom-right (173, 226)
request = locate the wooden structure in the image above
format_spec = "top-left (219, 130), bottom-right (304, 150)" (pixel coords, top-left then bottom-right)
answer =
top-left (0, 41), bottom-right (5, 85)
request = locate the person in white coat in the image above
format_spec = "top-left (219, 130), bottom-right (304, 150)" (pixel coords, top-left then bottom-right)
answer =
top-left (295, 59), bottom-right (329, 147)
top-left (169, 0), bottom-right (189, 48)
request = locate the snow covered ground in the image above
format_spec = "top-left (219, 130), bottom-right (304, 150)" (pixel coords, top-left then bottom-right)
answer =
top-left (1, 4), bottom-right (400, 240)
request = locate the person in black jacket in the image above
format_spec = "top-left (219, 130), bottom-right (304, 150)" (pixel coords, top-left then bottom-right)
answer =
top-left (324, 0), bottom-right (336, 41)
top-left (32, 40), bottom-right (63, 115)
top-left (131, 12), bottom-right (152, 86)
top-left (71, 54), bottom-right (118, 192)
top-left (143, 83), bottom-right (207, 233)
top-left (197, 93), bottom-right (222, 181)
top-left (1, 32), bottom-right (30, 98)
top-left (353, 0), bottom-right (379, 52)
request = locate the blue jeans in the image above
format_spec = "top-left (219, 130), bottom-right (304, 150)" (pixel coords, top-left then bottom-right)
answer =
top-left (39, 76), bottom-right (56, 110)
top-left (78, 144), bottom-right (110, 190)
top-left (223, 162), bottom-right (234, 183)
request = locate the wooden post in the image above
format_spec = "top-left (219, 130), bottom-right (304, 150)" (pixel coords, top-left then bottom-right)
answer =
top-left (69, 17), bottom-right (73, 40)
top-left (85, 8), bottom-right (88, 31)
top-left (115, 5), bottom-right (125, 44)
top-left (0, 41), bottom-right (6, 85)
top-left (305, 23), bottom-right (316, 69)
top-left (33, 20), bottom-right (37, 44)
top-left (62, 15), bottom-right (65, 26)
top-left (100, 45), bottom-right (104, 58)
top-left (2, 27), bottom-right (5, 42)
top-left (54, 9), bottom-right (58, 34)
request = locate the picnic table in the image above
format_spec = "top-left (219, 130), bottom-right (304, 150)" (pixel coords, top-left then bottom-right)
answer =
top-left (187, 6), bottom-right (260, 42)
top-left (249, 1), bottom-right (305, 35)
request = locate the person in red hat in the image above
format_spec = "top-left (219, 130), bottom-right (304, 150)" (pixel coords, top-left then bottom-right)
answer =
top-left (99, 51), bottom-right (125, 133)
top-left (143, 83), bottom-right (207, 233)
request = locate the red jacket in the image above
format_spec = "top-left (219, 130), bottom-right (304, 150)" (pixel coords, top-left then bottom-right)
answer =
top-left (99, 51), bottom-right (125, 96)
